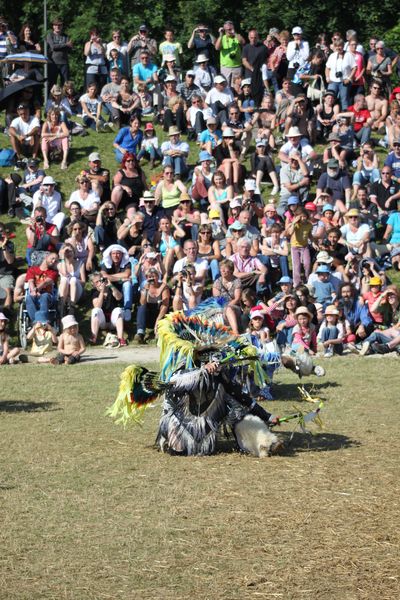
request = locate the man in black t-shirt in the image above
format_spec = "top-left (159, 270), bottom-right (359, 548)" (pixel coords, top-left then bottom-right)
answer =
top-left (369, 166), bottom-right (400, 217)
top-left (241, 29), bottom-right (268, 79)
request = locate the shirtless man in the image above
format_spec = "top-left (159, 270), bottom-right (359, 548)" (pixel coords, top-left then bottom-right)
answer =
top-left (365, 80), bottom-right (388, 131)
top-left (52, 315), bottom-right (86, 364)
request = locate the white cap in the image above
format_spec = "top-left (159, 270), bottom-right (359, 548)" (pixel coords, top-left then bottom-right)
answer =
top-left (230, 198), bottom-right (242, 209)
top-left (292, 26), bottom-right (303, 35)
top-left (88, 152), bottom-right (101, 162)
top-left (196, 53), bottom-right (209, 63)
top-left (43, 176), bottom-right (56, 185)
top-left (164, 74), bottom-right (176, 83)
top-left (163, 53), bottom-right (176, 62)
top-left (240, 78), bottom-right (251, 88)
top-left (214, 75), bottom-right (226, 84)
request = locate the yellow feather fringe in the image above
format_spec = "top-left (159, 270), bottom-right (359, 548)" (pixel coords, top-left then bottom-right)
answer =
top-left (106, 364), bottom-right (156, 427)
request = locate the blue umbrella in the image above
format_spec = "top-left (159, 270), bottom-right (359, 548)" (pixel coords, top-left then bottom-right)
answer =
top-left (1, 52), bottom-right (48, 64)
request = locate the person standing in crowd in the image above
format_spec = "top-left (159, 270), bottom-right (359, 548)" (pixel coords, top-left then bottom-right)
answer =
top-left (187, 24), bottom-right (216, 66)
top-left (215, 20), bottom-right (245, 86)
top-left (46, 18), bottom-right (73, 88)
top-left (242, 29), bottom-right (268, 79)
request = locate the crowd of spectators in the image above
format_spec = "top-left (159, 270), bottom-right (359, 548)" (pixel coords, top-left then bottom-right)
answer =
top-left (0, 16), bottom-right (400, 362)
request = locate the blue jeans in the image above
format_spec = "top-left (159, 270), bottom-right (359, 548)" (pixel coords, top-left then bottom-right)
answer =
top-left (26, 292), bottom-right (54, 322)
top-left (354, 126), bottom-right (372, 146)
top-left (136, 303), bottom-right (159, 334)
top-left (137, 146), bottom-right (162, 162)
top-left (260, 255), bottom-right (290, 277)
top-left (276, 325), bottom-right (294, 347)
top-left (328, 81), bottom-right (351, 110)
top-left (209, 258), bottom-right (220, 281)
top-left (122, 280), bottom-right (133, 311)
top-left (365, 331), bottom-right (391, 345)
top-left (320, 325), bottom-right (343, 354)
top-left (83, 114), bottom-right (105, 131)
top-left (163, 155), bottom-right (188, 177)
top-left (353, 167), bottom-right (380, 186)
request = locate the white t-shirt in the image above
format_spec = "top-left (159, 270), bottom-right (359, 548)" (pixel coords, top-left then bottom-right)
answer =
top-left (79, 94), bottom-right (102, 116)
top-left (280, 139), bottom-right (314, 162)
top-left (205, 87), bottom-right (234, 108)
top-left (67, 190), bottom-right (100, 211)
top-left (32, 190), bottom-right (62, 221)
top-left (340, 223), bottom-right (370, 250)
top-left (326, 51), bottom-right (356, 82)
top-left (173, 256), bottom-right (209, 277)
top-left (10, 115), bottom-right (40, 140)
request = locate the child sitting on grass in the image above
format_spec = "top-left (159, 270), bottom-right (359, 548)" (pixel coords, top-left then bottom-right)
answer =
top-left (51, 315), bottom-right (85, 365)
top-left (0, 312), bottom-right (20, 364)
top-left (26, 310), bottom-right (58, 362)
top-left (317, 304), bottom-right (344, 357)
top-left (291, 306), bottom-right (317, 355)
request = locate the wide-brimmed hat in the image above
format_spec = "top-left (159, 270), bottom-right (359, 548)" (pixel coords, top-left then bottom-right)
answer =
top-left (316, 251), bottom-right (333, 264)
top-left (325, 305), bottom-right (339, 316)
top-left (62, 315), bottom-right (78, 330)
top-left (230, 220), bottom-right (245, 230)
top-left (168, 125), bottom-right (180, 136)
top-left (222, 127), bottom-right (235, 137)
top-left (287, 126), bottom-right (301, 137)
top-left (250, 305), bottom-right (265, 319)
top-left (199, 150), bottom-right (213, 162)
top-left (346, 208), bottom-right (360, 218)
top-left (214, 75), bottom-right (226, 84)
top-left (196, 53), bottom-right (209, 63)
top-left (229, 198), bottom-right (242, 209)
top-left (369, 276), bottom-right (382, 286)
top-left (278, 276), bottom-right (293, 285)
top-left (295, 306), bottom-right (312, 318)
top-left (0, 312), bottom-right (9, 321)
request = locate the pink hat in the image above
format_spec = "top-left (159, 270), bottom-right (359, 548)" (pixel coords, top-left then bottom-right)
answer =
top-left (0, 312), bottom-right (9, 321)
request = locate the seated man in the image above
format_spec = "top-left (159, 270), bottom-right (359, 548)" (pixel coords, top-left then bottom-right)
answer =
top-left (6, 158), bottom-right (45, 217)
top-left (82, 152), bottom-right (111, 201)
top-left (172, 239), bottom-right (209, 283)
top-left (100, 244), bottom-right (133, 322)
top-left (9, 103), bottom-right (40, 161)
top-left (25, 206), bottom-right (60, 265)
top-left (25, 252), bottom-right (59, 322)
top-left (31, 176), bottom-right (65, 231)
top-left (160, 126), bottom-right (189, 178)
top-left (132, 50), bottom-right (158, 91)
top-left (229, 237), bottom-right (268, 296)
top-left (100, 68), bottom-right (121, 128)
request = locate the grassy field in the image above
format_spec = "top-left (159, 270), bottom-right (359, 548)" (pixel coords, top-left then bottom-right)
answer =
top-left (1, 356), bottom-right (399, 600)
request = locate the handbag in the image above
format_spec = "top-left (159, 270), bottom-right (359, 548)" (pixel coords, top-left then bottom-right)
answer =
top-left (307, 76), bottom-right (325, 103)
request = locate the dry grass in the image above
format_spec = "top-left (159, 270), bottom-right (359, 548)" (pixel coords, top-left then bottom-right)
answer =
top-left (0, 357), bottom-right (399, 600)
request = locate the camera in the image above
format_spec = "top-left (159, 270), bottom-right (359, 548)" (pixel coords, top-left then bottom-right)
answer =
top-left (335, 71), bottom-right (343, 78)
top-left (229, 52), bottom-right (236, 59)
top-left (181, 267), bottom-right (191, 278)
top-left (35, 216), bottom-right (44, 224)
top-left (293, 62), bottom-right (300, 69)
top-left (99, 277), bottom-right (106, 284)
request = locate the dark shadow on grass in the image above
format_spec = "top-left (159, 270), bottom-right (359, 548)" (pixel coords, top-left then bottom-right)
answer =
top-left (0, 484), bottom-right (15, 490)
top-left (280, 431), bottom-right (361, 455)
top-left (80, 355), bottom-right (118, 362)
top-left (272, 380), bottom-right (341, 401)
top-left (0, 400), bottom-right (60, 413)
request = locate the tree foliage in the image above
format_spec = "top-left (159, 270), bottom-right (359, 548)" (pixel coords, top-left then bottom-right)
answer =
top-left (0, 0), bottom-right (399, 87)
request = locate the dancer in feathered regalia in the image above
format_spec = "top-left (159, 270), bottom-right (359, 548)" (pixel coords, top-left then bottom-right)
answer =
top-left (108, 298), bottom-right (284, 456)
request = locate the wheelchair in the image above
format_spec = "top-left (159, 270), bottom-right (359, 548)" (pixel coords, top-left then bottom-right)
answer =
top-left (18, 289), bottom-right (60, 350)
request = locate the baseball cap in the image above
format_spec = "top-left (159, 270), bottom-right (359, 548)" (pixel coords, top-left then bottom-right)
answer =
top-left (88, 152), bottom-right (101, 162)
top-left (256, 139), bottom-right (267, 147)
top-left (139, 24), bottom-right (148, 31)
top-left (327, 158), bottom-right (339, 168)
top-left (250, 305), bottom-right (265, 319)
top-left (287, 196), bottom-right (299, 205)
top-left (163, 54), bottom-right (176, 62)
top-left (292, 26), bottom-right (303, 35)
top-left (144, 122), bottom-right (154, 131)
top-left (214, 75), bottom-right (226, 84)
top-left (206, 116), bottom-right (217, 125)
top-left (164, 74), bottom-right (176, 82)
top-left (278, 276), bottom-right (293, 285)
top-left (186, 69), bottom-right (196, 76)
top-left (42, 176), bottom-right (56, 185)
top-left (305, 202), bottom-right (317, 212)
top-left (240, 78), bottom-right (251, 88)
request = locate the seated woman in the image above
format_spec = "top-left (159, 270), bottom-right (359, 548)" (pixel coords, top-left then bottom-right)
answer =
top-left (57, 243), bottom-right (85, 316)
top-left (250, 138), bottom-right (279, 194)
top-left (154, 166), bottom-right (187, 217)
top-left (100, 244), bottom-right (133, 322)
top-left (191, 150), bottom-right (215, 211)
top-left (275, 294), bottom-right (299, 349)
top-left (79, 82), bottom-right (108, 132)
top-left (213, 129), bottom-right (245, 193)
top-left (207, 170), bottom-right (233, 223)
top-left (172, 193), bottom-right (201, 242)
top-left (90, 272), bottom-right (127, 346)
top-left (134, 266), bottom-right (170, 344)
top-left (351, 142), bottom-right (380, 200)
top-left (41, 108), bottom-right (70, 170)
top-left (111, 152), bottom-right (147, 212)
top-left (117, 212), bottom-right (148, 258)
top-left (65, 175), bottom-right (101, 223)
top-left (212, 258), bottom-right (242, 334)
top-left (111, 76), bottom-right (141, 126)
top-left (197, 223), bottom-right (221, 281)
top-left (65, 220), bottom-right (95, 283)
top-left (153, 216), bottom-right (184, 278)
top-left (62, 81), bottom-right (82, 116)
top-left (113, 114), bottom-right (143, 163)
top-left (252, 93), bottom-right (276, 146)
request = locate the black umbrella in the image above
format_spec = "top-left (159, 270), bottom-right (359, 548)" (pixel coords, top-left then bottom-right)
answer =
top-left (0, 78), bottom-right (44, 110)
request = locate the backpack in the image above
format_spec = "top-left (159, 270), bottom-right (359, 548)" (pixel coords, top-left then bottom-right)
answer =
top-left (0, 148), bottom-right (16, 167)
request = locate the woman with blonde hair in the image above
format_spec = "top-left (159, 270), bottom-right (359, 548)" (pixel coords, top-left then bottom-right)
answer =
top-left (41, 107), bottom-right (70, 170)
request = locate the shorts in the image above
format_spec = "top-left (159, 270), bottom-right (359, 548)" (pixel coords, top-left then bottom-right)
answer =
top-left (53, 353), bottom-right (81, 365)
top-left (91, 307), bottom-right (123, 329)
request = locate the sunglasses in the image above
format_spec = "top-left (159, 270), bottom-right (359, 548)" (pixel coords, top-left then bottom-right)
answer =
top-left (200, 230), bottom-right (211, 234)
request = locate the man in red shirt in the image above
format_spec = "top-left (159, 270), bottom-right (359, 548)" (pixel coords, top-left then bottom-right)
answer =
top-left (339, 94), bottom-right (372, 145)
top-left (25, 252), bottom-right (59, 321)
